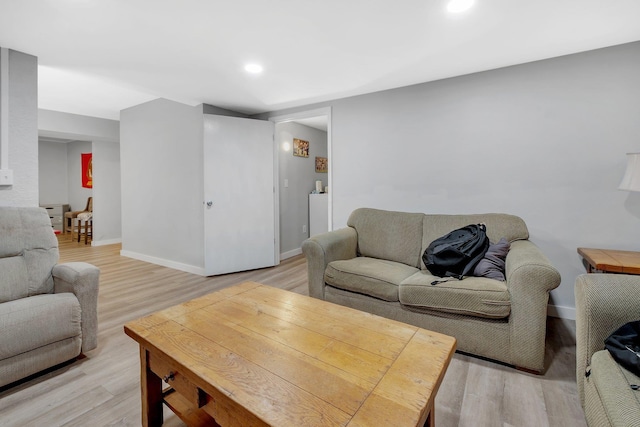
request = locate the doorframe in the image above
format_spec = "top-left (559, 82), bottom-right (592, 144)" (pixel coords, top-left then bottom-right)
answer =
top-left (268, 107), bottom-right (333, 263)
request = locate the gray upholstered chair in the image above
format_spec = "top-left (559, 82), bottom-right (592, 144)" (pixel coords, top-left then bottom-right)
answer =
top-left (575, 274), bottom-right (640, 426)
top-left (0, 206), bottom-right (99, 388)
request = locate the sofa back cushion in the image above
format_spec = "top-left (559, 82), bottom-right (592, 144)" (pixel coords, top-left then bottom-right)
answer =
top-left (347, 208), bottom-right (424, 268)
top-left (0, 207), bottom-right (59, 303)
top-left (421, 213), bottom-right (529, 270)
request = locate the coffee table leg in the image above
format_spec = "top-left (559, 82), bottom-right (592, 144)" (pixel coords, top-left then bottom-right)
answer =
top-left (140, 347), bottom-right (163, 427)
top-left (424, 407), bottom-right (435, 427)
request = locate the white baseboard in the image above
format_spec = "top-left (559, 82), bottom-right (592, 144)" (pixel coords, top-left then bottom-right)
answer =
top-left (280, 247), bottom-right (302, 260)
top-left (92, 238), bottom-right (122, 247)
top-left (120, 250), bottom-right (206, 276)
top-left (547, 304), bottom-right (576, 320)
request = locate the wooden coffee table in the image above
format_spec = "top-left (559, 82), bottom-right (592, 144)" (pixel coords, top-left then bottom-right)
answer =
top-left (124, 282), bottom-right (456, 427)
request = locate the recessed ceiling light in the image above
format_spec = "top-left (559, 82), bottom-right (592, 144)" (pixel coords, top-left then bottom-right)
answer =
top-left (447, 0), bottom-right (475, 13)
top-left (244, 63), bottom-right (263, 74)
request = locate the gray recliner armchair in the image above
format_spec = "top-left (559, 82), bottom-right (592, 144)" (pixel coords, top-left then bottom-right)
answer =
top-left (0, 206), bottom-right (99, 388)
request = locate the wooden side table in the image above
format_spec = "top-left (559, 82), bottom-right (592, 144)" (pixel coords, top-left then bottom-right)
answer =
top-left (577, 247), bottom-right (640, 275)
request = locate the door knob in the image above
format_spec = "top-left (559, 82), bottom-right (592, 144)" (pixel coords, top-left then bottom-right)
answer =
top-left (206, 201), bottom-right (213, 208)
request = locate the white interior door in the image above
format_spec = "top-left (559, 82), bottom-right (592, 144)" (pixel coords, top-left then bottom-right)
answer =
top-left (203, 115), bottom-right (276, 276)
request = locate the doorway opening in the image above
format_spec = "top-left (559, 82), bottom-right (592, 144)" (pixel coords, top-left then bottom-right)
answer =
top-left (38, 135), bottom-right (93, 242)
top-left (270, 107), bottom-right (332, 262)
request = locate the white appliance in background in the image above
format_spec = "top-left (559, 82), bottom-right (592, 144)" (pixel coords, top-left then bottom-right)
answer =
top-left (309, 193), bottom-right (328, 237)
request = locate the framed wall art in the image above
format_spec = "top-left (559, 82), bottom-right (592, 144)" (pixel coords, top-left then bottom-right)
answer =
top-left (81, 153), bottom-right (93, 188)
top-left (315, 156), bottom-right (328, 173)
top-left (293, 138), bottom-right (309, 157)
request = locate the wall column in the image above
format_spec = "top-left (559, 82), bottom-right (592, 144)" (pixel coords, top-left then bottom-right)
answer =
top-left (0, 47), bottom-right (38, 206)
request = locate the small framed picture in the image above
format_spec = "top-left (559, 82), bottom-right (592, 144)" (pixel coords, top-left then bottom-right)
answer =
top-left (293, 138), bottom-right (309, 157)
top-left (315, 156), bottom-right (328, 173)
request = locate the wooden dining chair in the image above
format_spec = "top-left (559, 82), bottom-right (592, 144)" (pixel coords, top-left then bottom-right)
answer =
top-left (65, 197), bottom-right (92, 237)
top-left (72, 212), bottom-right (93, 244)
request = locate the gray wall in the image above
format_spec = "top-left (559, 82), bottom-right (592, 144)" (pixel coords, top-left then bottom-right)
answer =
top-left (120, 98), bottom-right (204, 271)
top-left (39, 109), bottom-right (120, 142)
top-left (38, 141), bottom-right (69, 205)
top-left (93, 140), bottom-right (121, 243)
top-left (263, 41), bottom-right (640, 318)
top-left (277, 121), bottom-right (328, 256)
top-left (202, 103), bottom-right (248, 118)
top-left (0, 48), bottom-right (38, 207)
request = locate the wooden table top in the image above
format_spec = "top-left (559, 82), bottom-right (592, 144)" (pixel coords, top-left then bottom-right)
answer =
top-left (125, 282), bottom-right (456, 427)
top-left (578, 247), bottom-right (640, 275)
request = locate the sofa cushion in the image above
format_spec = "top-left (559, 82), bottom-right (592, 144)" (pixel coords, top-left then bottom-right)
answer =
top-left (325, 257), bottom-right (419, 302)
top-left (590, 349), bottom-right (640, 425)
top-left (347, 208), bottom-right (424, 268)
top-left (399, 271), bottom-right (511, 318)
top-left (0, 207), bottom-right (58, 301)
top-left (0, 293), bottom-right (81, 360)
top-left (473, 238), bottom-right (510, 281)
top-left (421, 213), bottom-right (528, 270)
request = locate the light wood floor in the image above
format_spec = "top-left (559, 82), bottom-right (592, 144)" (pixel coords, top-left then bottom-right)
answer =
top-left (0, 237), bottom-right (587, 426)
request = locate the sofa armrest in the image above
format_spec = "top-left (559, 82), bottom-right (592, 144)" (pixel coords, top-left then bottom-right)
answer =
top-left (504, 240), bottom-right (561, 371)
top-left (53, 262), bottom-right (100, 352)
top-left (575, 273), bottom-right (640, 406)
top-left (302, 228), bottom-right (358, 299)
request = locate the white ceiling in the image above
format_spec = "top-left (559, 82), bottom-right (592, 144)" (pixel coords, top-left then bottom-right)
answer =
top-left (38, 136), bottom-right (83, 144)
top-left (1, 0), bottom-right (640, 121)
top-left (290, 116), bottom-right (328, 132)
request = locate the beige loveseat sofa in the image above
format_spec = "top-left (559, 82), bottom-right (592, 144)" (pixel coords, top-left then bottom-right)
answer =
top-left (302, 208), bottom-right (561, 372)
top-left (575, 274), bottom-right (640, 426)
top-left (0, 207), bottom-right (99, 388)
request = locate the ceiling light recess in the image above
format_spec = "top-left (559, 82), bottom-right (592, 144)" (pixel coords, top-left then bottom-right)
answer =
top-left (244, 63), bottom-right (264, 74)
top-left (447, 0), bottom-right (475, 13)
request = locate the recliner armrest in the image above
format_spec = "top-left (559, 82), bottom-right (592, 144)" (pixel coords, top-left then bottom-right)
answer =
top-left (53, 262), bottom-right (100, 352)
top-left (302, 228), bottom-right (358, 299)
top-left (575, 273), bottom-right (640, 406)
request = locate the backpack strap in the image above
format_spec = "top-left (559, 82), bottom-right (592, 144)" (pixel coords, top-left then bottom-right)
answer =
top-left (431, 273), bottom-right (464, 285)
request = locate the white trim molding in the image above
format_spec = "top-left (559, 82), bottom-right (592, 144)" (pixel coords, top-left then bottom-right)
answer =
top-left (120, 250), bottom-right (205, 276)
top-left (547, 304), bottom-right (576, 320)
top-left (92, 238), bottom-right (122, 247)
top-left (280, 247), bottom-right (302, 260)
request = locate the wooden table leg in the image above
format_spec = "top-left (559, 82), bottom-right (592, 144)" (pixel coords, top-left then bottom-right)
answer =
top-left (140, 347), bottom-right (163, 427)
top-left (423, 406), bottom-right (435, 427)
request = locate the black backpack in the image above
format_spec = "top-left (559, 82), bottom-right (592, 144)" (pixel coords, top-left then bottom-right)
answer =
top-left (604, 321), bottom-right (640, 377)
top-left (423, 223), bottom-right (490, 280)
